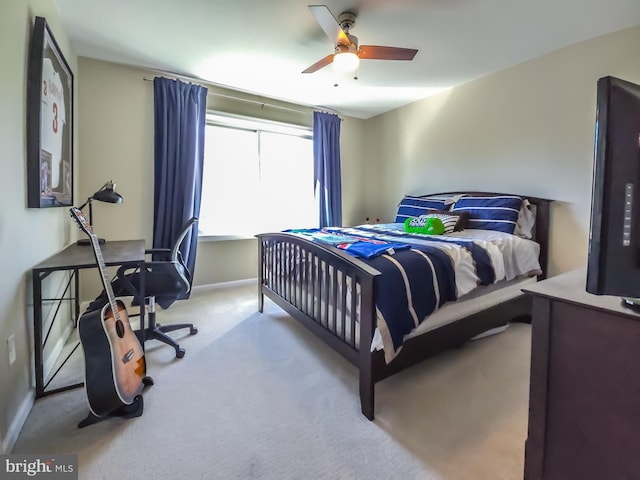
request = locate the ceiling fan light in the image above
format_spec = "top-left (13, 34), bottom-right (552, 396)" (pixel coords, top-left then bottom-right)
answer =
top-left (332, 52), bottom-right (359, 72)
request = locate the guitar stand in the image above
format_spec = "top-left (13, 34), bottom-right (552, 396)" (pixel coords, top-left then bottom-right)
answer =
top-left (78, 376), bottom-right (154, 429)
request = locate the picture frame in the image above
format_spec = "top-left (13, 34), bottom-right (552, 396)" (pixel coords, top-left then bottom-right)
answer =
top-left (27, 16), bottom-right (74, 208)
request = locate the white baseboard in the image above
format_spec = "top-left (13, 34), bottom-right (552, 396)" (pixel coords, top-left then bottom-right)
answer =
top-left (1, 390), bottom-right (35, 454)
top-left (192, 278), bottom-right (257, 293)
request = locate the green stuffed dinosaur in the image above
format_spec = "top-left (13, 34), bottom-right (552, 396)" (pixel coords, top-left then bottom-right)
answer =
top-left (404, 216), bottom-right (445, 235)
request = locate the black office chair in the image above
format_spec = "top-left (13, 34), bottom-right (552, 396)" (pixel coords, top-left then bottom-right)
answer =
top-left (87, 217), bottom-right (199, 358)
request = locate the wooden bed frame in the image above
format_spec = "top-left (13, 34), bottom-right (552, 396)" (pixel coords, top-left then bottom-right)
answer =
top-left (257, 192), bottom-right (552, 420)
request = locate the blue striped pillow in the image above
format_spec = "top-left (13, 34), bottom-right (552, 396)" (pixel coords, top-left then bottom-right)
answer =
top-left (451, 195), bottom-right (523, 234)
top-left (395, 196), bottom-right (451, 223)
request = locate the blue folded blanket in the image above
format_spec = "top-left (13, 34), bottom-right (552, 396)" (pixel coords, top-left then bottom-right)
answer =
top-left (286, 228), bottom-right (411, 259)
top-left (336, 240), bottom-right (410, 258)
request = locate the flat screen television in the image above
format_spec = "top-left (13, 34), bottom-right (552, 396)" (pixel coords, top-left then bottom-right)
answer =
top-left (586, 75), bottom-right (640, 302)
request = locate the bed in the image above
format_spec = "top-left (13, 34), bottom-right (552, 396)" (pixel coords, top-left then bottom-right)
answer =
top-left (257, 191), bottom-right (552, 420)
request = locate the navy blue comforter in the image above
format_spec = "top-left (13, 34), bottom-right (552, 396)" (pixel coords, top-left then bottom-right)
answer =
top-left (292, 227), bottom-right (497, 360)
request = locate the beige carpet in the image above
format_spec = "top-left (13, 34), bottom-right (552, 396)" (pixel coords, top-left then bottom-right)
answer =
top-left (12, 283), bottom-right (532, 480)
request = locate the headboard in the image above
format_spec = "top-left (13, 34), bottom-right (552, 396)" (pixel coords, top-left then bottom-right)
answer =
top-left (422, 192), bottom-right (553, 280)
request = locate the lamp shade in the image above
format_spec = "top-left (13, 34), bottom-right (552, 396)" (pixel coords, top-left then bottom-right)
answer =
top-left (91, 180), bottom-right (123, 204)
top-left (76, 180), bottom-right (123, 246)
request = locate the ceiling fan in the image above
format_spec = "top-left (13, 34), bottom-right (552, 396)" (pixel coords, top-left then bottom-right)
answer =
top-left (302, 4), bottom-right (418, 74)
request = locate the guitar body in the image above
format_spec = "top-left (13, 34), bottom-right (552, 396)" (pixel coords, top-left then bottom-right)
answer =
top-left (79, 299), bottom-right (146, 417)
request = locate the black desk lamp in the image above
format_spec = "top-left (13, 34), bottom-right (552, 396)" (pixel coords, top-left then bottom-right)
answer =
top-left (76, 180), bottom-right (123, 245)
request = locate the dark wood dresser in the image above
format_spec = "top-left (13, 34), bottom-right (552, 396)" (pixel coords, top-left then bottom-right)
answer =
top-left (522, 269), bottom-right (640, 480)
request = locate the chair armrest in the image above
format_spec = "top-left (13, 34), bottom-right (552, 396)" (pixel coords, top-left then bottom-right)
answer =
top-left (145, 248), bottom-right (171, 254)
top-left (145, 248), bottom-right (172, 261)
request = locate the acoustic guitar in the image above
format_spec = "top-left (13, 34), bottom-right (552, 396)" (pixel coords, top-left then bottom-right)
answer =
top-left (70, 207), bottom-right (147, 419)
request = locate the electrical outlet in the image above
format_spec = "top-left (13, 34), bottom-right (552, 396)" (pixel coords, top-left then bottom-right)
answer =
top-left (7, 335), bottom-right (16, 365)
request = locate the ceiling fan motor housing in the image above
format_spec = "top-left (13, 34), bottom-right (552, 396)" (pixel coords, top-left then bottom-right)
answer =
top-left (337, 11), bottom-right (357, 32)
top-left (335, 36), bottom-right (358, 54)
top-left (337, 12), bottom-right (358, 51)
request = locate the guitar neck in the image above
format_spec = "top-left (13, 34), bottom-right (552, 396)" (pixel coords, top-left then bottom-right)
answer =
top-left (70, 207), bottom-right (126, 318)
top-left (88, 234), bottom-right (120, 316)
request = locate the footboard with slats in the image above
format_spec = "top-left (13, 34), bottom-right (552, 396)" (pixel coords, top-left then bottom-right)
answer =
top-left (257, 232), bottom-right (381, 418)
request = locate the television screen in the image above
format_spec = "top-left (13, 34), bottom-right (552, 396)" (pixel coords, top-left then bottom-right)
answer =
top-left (586, 76), bottom-right (640, 298)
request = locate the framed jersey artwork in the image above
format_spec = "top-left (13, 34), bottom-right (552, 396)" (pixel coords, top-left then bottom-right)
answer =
top-left (27, 16), bottom-right (73, 208)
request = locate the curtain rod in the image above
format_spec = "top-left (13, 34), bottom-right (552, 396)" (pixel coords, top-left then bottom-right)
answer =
top-left (142, 76), bottom-right (341, 117)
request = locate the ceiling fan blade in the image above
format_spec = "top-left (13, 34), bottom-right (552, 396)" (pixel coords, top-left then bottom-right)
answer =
top-left (308, 5), bottom-right (351, 46)
top-left (358, 45), bottom-right (418, 61)
top-left (302, 54), bottom-right (334, 73)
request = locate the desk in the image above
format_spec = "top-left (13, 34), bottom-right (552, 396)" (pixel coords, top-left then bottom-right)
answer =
top-left (32, 240), bottom-right (146, 398)
top-left (523, 270), bottom-right (640, 479)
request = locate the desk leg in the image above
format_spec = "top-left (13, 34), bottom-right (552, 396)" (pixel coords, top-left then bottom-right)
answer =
top-left (74, 268), bottom-right (80, 326)
top-left (138, 261), bottom-right (145, 348)
top-left (33, 270), bottom-right (44, 399)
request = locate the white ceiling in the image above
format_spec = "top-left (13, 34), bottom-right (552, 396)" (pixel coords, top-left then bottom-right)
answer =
top-left (54, 0), bottom-right (640, 119)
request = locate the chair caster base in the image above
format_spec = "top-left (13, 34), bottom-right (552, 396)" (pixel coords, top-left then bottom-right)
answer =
top-left (190, 326), bottom-right (198, 335)
top-left (176, 348), bottom-right (186, 358)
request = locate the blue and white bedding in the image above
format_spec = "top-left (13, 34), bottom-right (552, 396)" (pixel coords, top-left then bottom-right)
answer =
top-left (291, 224), bottom-right (541, 363)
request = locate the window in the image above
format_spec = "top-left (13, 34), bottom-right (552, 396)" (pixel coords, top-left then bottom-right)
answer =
top-left (199, 113), bottom-right (318, 238)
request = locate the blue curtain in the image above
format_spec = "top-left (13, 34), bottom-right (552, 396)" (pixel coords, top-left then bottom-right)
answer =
top-left (313, 111), bottom-right (342, 227)
top-left (153, 77), bottom-right (207, 289)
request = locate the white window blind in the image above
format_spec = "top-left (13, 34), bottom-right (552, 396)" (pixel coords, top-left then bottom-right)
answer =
top-left (198, 113), bottom-right (318, 238)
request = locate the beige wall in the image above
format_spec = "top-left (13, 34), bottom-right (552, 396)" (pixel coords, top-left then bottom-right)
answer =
top-left (363, 26), bottom-right (640, 277)
top-left (0, 0), bottom-right (77, 452)
top-left (75, 59), bottom-right (154, 299)
top-left (77, 57), bottom-right (367, 293)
